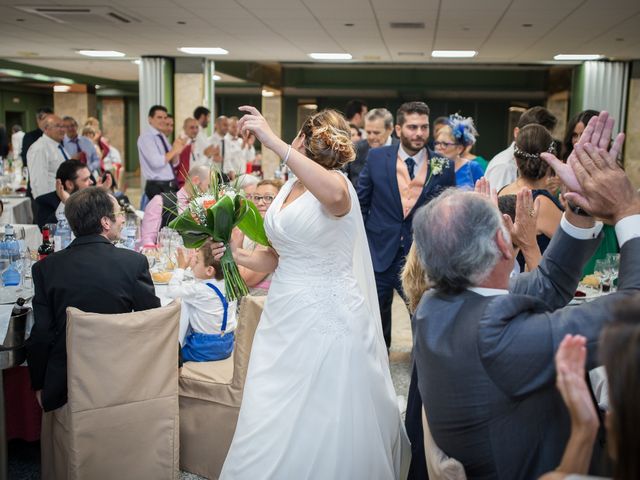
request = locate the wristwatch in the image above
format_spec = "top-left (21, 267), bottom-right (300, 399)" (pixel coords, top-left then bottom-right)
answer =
top-left (567, 202), bottom-right (591, 217)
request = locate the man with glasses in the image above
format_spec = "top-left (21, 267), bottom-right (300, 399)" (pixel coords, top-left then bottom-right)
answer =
top-left (27, 187), bottom-right (159, 417)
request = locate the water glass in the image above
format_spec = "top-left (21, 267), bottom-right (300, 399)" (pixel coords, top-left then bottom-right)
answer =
top-left (594, 259), bottom-right (610, 293)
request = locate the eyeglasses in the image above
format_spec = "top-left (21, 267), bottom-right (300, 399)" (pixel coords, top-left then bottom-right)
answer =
top-left (250, 195), bottom-right (275, 204)
top-left (433, 141), bottom-right (457, 148)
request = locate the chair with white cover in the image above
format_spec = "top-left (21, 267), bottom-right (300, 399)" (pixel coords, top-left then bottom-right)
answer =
top-left (179, 295), bottom-right (264, 479)
top-left (42, 301), bottom-right (181, 480)
top-left (422, 407), bottom-right (467, 480)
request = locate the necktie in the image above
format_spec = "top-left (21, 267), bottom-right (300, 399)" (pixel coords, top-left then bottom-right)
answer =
top-left (405, 157), bottom-right (416, 180)
top-left (58, 144), bottom-right (69, 161)
top-left (157, 134), bottom-right (170, 154)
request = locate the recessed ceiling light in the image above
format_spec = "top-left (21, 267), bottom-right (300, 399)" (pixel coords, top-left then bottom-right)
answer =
top-left (308, 53), bottom-right (352, 60)
top-left (132, 59), bottom-right (141, 65)
top-left (431, 50), bottom-right (477, 58)
top-left (212, 74), bottom-right (221, 81)
top-left (262, 89), bottom-right (275, 97)
top-left (179, 47), bottom-right (228, 55)
top-left (554, 54), bottom-right (602, 61)
top-left (95, 84), bottom-right (101, 89)
top-left (77, 50), bottom-right (125, 57)
top-left (53, 85), bottom-right (71, 93)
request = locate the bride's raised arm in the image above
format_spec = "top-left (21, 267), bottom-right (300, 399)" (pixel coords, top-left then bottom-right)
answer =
top-left (238, 106), bottom-right (354, 217)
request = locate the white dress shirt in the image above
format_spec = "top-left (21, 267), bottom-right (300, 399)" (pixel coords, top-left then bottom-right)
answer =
top-left (165, 270), bottom-right (238, 345)
top-left (484, 143), bottom-right (517, 192)
top-left (223, 133), bottom-right (248, 175)
top-left (27, 134), bottom-right (67, 198)
top-left (191, 126), bottom-right (212, 167)
top-left (11, 131), bottom-right (25, 161)
top-left (397, 143), bottom-right (427, 171)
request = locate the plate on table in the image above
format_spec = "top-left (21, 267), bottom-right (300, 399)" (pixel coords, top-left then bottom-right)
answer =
top-left (573, 286), bottom-right (601, 302)
top-left (151, 271), bottom-right (173, 285)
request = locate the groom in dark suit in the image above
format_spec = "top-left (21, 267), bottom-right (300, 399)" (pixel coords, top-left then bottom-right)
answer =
top-left (411, 117), bottom-right (640, 478)
top-left (357, 101), bottom-right (455, 349)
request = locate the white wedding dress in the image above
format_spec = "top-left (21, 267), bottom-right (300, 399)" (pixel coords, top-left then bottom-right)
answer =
top-left (220, 176), bottom-right (409, 480)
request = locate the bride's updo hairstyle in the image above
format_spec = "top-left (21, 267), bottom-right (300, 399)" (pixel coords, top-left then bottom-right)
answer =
top-left (300, 110), bottom-right (356, 169)
top-left (513, 124), bottom-right (556, 180)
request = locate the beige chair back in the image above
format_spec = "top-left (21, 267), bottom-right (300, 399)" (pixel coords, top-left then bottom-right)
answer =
top-left (63, 301), bottom-right (181, 480)
top-left (422, 407), bottom-right (467, 480)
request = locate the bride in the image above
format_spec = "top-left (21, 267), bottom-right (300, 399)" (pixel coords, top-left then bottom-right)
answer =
top-left (216, 106), bottom-right (409, 479)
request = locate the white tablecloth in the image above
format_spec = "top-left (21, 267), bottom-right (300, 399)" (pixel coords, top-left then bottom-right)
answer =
top-left (0, 196), bottom-right (33, 224)
top-left (12, 224), bottom-right (41, 252)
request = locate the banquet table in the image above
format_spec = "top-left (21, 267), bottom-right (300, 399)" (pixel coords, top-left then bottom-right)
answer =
top-left (0, 197), bottom-right (32, 225)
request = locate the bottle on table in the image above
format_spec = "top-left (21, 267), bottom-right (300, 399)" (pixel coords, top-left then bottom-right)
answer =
top-left (38, 226), bottom-right (54, 260)
top-left (53, 218), bottom-right (72, 252)
top-left (1, 224), bottom-right (21, 286)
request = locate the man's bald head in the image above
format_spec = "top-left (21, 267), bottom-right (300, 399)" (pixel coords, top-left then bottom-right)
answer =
top-left (43, 114), bottom-right (65, 142)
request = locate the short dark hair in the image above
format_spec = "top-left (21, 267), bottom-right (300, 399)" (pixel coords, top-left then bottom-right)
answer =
top-left (193, 106), bottom-right (210, 120)
top-left (65, 187), bottom-right (116, 237)
top-left (345, 100), bottom-right (367, 120)
top-left (62, 116), bottom-right (78, 126)
top-left (200, 246), bottom-right (224, 281)
top-left (167, 113), bottom-right (174, 119)
top-left (396, 101), bottom-right (431, 126)
top-left (433, 116), bottom-right (449, 127)
top-left (517, 106), bottom-right (557, 131)
top-left (36, 106), bottom-right (53, 119)
top-left (148, 105), bottom-right (168, 118)
top-left (56, 160), bottom-right (87, 184)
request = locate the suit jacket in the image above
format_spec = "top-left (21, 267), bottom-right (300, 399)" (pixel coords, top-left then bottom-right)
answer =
top-left (413, 229), bottom-right (640, 479)
top-left (345, 138), bottom-right (399, 188)
top-left (34, 191), bottom-right (61, 229)
top-left (26, 235), bottom-right (160, 411)
top-left (357, 144), bottom-right (456, 272)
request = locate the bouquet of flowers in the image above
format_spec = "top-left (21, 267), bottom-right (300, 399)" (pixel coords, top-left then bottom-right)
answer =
top-left (168, 171), bottom-right (270, 301)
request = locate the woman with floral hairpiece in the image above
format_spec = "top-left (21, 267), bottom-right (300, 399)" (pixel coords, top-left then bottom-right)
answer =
top-left (498, 123), bottom-right (564, 271)
top-left (434, 114), bottom-right (484, 189)
top-left (214, 106), bottom-right (409, 480)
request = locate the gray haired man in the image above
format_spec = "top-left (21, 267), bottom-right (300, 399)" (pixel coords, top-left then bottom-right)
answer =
top-left (412, 111), bottom-right (640, 479)
top-left (345, 108), bottom-right (397, 187)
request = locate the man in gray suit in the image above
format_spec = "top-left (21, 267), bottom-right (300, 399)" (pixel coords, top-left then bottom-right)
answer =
top-left (345, 108), bottom-right (398, 188)
top-left (411, 112), bottom-right (640, 479)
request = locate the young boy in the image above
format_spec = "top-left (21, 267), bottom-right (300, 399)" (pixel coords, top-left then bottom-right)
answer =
top-left (166, 246), bottom-right (237, 362)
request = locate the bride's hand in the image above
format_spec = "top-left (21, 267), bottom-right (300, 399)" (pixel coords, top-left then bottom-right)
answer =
top-left (238, 106), bottom-right (278, 151)
top-left (207, 240), bottom-right (226, 261)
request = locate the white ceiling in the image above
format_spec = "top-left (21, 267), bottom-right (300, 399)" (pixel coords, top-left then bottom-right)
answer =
top-left (0, 0), bottom-right (639, 81)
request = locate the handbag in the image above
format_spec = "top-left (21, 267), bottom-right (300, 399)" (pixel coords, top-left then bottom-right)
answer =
top-left (181, 282), bottom-right (234, 362)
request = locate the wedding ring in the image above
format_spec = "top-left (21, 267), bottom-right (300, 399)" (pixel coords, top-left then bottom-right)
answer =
top-left (528, 209), bottom-right (535, 217)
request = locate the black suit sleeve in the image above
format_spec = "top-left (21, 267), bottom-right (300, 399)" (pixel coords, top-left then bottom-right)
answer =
top-left (132, 256), bottom-right (161, 311)
top-left (25, 261), bottom-right (55, 390)
top-left (357, 152), bottom-right (374, 222)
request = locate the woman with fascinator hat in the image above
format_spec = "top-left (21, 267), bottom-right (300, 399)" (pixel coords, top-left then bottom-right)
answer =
top-left (434, 114), bottom-right (484, 189)
top-left (498, 123), bottom-right (564, 272)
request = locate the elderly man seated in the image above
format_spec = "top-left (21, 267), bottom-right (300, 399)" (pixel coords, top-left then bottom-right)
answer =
top-left (411, 111), bottom-right (640, 479)
top-left (139, 164), bottom-right (210, 246)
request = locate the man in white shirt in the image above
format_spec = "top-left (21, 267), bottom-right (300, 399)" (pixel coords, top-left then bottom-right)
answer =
top-left (11, 125), bottom-right (24, 162)
top-left (223, 116), bottom-right (254, 179)
top-left (208, 115), bottom-right (229, 174)
top-left (192, 106), bottom-right (216, 166)
top-left (484, 106), bottom-right (557, 192)
top-left (27, 115), bottom-right (69, 199)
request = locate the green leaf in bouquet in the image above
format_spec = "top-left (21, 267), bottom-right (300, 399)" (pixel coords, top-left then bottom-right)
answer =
top-left (169, 208), bottom-right (213, 236)
top-left (178, 231), bottom-right (210, 249)
top-left (236, 200), bottom-right (270, 246)
top-left (207, 195), bottom-right (235, 243)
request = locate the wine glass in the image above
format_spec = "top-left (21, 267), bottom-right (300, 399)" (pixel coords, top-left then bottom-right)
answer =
top-left (606, 253), bottom-right (620, 292)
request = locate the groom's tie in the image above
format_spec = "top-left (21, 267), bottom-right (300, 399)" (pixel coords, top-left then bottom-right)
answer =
top-left (405, 157), bottom-right (416, 180)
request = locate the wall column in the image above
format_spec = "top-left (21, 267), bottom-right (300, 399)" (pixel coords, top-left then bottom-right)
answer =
top-left (53, 84), bottom-right (96, 124)
top-left (261, 90), bottom-right (282, 179)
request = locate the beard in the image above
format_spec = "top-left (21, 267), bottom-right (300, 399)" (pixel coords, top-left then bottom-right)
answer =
top-left (400, 136), bottom-right (426, 154)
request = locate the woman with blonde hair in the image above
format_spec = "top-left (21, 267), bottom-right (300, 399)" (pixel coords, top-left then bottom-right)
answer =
top-left (216, 106), bottom-right (409, 479)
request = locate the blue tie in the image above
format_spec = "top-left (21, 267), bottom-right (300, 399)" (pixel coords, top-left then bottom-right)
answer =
top-left (405, 157), bottom-right (416, 180)
top-left (158, 134), bottom-right (170, 153)
top-left (58, 144), bottom-right (69, 161)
